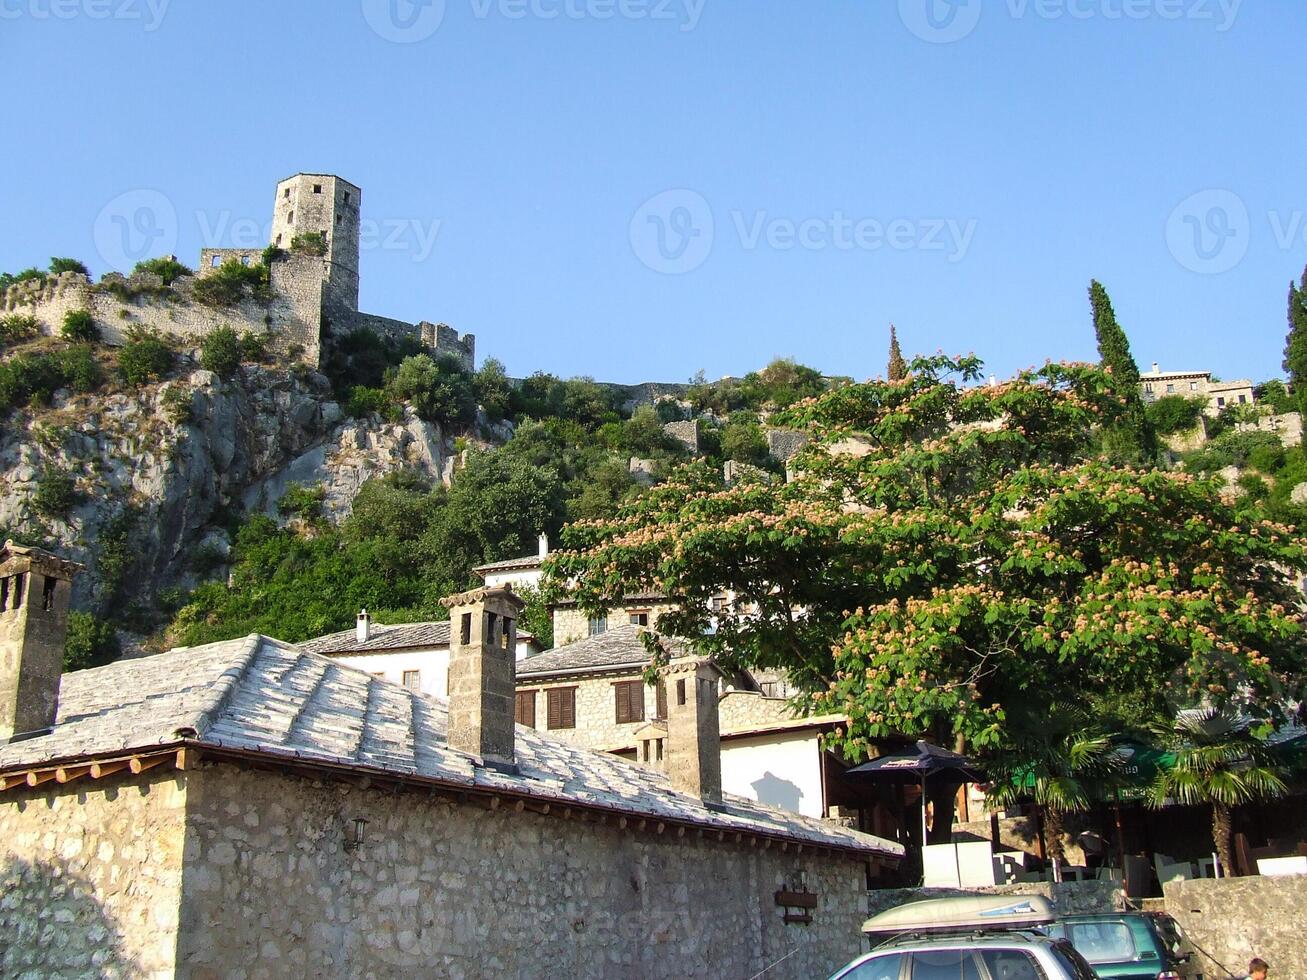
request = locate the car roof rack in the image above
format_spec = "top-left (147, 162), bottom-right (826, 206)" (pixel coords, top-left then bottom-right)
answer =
top-left (863, 896), bottom-right (1056, 940)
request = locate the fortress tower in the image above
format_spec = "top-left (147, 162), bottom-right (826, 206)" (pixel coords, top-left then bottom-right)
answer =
top-left (270, 173), bottom-right (362, 320)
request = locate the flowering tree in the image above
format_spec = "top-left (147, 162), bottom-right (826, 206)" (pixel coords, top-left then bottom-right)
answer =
top-left (549, 356), bottom-right (1307, 765)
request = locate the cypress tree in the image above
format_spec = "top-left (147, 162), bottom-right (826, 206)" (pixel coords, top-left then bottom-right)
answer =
top-left (1089, 280), bottom-right (1155, 459)
top-left (888, 324), bottom-right (907, 382)
top-left (1283, 267), bottom-right (1307, 415)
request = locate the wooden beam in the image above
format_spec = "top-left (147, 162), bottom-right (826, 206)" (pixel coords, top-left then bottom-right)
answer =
top-left (656, 822), bottom-right (666, 835)
top-left (617, 816), bottom-right (629, 830)
top-left (512, 799), bottom-right (525, 814)
top-left (174, 747), bottom-right (200, 771)
top-left (129, 756), bottom-right (168, 776)
top-left (90, 760), bottom-right (129, 780)
top-left (55, 765), bottom-right (92, 784)
top-left (26, 770), bottom-right (57, 787)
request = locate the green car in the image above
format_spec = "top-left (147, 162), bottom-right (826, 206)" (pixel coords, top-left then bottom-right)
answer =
top-left (1043, 913), bottom-right (1195, 980)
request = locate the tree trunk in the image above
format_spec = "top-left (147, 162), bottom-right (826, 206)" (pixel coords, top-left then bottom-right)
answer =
top-left (1044, 808), bottom-right (1067, 865)
top-left (927, 780), bottom-right (958, 844)
top-left (1212, 801), bottom-right (1234, 877)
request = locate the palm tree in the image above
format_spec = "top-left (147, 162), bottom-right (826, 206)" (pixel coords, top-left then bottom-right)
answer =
top-left (1150, 708), bottom-right (1287, 876)
top-left (986, 707), bottom-right (1124, 865)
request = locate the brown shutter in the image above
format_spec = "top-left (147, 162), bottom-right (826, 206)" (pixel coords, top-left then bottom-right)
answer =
top-left (562, 688), bottom-right (575, 728)
top-left (547, 688), bottom-right (576, 730)
top-left (631, 682), bottom-right (645, 723)
top-left (547, 689), bottom-right (561, 729)
top-left (656, 681), bottom-right (667, 721)
top-left (615, 683), bottom-right (629, 724)
top-left (515, 691), bottom-right (536, 728)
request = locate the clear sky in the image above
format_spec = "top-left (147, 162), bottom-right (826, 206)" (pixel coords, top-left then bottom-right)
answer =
top-left (2, 0), bottom-right (1303, 385)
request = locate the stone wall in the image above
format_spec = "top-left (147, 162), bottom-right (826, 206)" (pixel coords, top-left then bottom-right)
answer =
top-left (767, 428), bottom-right (810, 463)
top-left (1163, 876), bottom-right (1307, 979)
top-left (865, 880), bottom-right (1123, 920)
top-left (552, 601), bottom-right (677, 647)
top-left (176, 762), bottom-right (869, 980)
top-left (663, 419), bottom-right (700, 453)
top-left (0, 768), bottom-right (188, 978)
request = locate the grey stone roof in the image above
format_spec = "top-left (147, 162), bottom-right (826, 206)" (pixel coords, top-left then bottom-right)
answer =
top-left (0, 636), bottom-right (900, 858)
top-left (473, 555), bottom-right (544, 575)
top-left (517, 625), bottom-right (670, 679)
top-left (298, 621), bottom-right (532, 657)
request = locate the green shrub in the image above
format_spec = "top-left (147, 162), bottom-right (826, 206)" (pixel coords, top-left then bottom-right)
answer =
top-left (390, 354), bottom-right (478, 427)
top-left (58, 345), bottom-right (101, 392)
top-left (239, 331), bottom-right (267, 363)
top-left (278, 483), bottom-right (326, 522)
top-left (49, 257), bottom-right (89, 276)
top-left (191, 260), bottom-right (272, 307)
top-left (131, 256), bottom-right (193, 285)
top-left (32, 469), bottom-right (80, 518)
top-left (161, 384), bottom-right (193, 425)
top-left (117, 327), bottom-right (175, 385)
top-left (199, 326), bottom-right (242, 378)
top-left (0, 345), bottom-right (101, 415)
top-left (0, 313), bottom-right (38, 347)
top-left (0, 268), bottom-right (46, 292)
top-left (345, 385), bottom-right (391, 418)
top-left (261, 245), bottom-right (286, 266)
top-left (290, 231), bottom-right (327, 256)
top-left (63, 612), bottom-right (121, 672)
top-left (1145, 395), bottom-right (1205, 435)
top-left (61, 309), bottom-right (98, 343)
top-left (1184, 430), bottom-right (1284, 474)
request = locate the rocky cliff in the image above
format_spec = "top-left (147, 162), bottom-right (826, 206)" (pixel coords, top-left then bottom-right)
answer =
top-left (0, 365), bottom-right (449, 613)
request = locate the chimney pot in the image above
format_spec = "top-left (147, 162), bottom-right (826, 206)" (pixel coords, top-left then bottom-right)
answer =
top-left (440, 586), bottom-right (524, 767)
top-left (356, 609), bottom-right (370, 644)
top-left (0, 542), bottom-right (83, 744)
top-left (538, 533), bottom-right (549, 559)
top-left (1152, 362), bottom-right (1160, 374)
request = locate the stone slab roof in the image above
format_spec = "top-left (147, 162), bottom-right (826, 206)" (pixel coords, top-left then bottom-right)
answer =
top-left (298, 621), bottom-right (534, 657)
top-left (0, 636), bottom-right (900, 858)
top-left (473, 555), bottom-right (544, 575)
top-left (550, 591), bottom-right (669, 608)
top-left (517, 625), bottom-right (672, 679)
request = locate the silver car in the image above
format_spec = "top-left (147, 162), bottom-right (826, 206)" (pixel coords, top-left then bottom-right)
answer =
top-left (828, 933), bottom-right (1101, 980)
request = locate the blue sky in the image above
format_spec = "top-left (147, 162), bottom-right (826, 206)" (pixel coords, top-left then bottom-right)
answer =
top-left (2, 0), bottom-right (1303, 385)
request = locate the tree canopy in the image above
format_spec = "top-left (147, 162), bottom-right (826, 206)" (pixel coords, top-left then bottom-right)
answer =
top-left (550, 354), bottom-right (1307, 762)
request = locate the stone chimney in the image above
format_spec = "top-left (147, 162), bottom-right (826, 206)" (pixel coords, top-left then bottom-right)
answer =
top-left (440, 585), bottom-right (524, 767)
top-left (660, 656), bottom-right (722, 804)
top-left (537, 533), bottom-right (549, 559)
top-left (1, 542), bottom-right (83, 743)
top-left (356, 609), bottom-right (371, 643)
top-left (1152, 362), bottom-right (1160, 374)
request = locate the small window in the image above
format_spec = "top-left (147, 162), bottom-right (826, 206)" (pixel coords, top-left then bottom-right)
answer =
top-left (588, 614), bottom-right (608, 637)
top-left (1190, 381), bottom-right (1199, 391)
top-left (288, 210), bottom-right (294, 224)
top-left (283, 188), bottom-right (290, 199)
top-left (343, 191), bottom-right (351, 204)
top-left (676, 678), bottom-right (686, 706)
top-left (614, 680), bottom-right (645, 724)
top-left (515, 690), bottom-right (536, 728)
top-left (210, 255), bottom-right (221, 268)
top-left (1166, 383), bottom-right (1176, 394)
top-left (710, 595), bottom-right (728, 614)
top-left (546, 688), bottom-right (576, 730)
top-left (42, 576), bottom-right (56, 612)
top-left (629, 610), bottom-right (650, 627)
top-left (759, 681), bottom-right (779, 698)
top-left (1144, 383), bottom-right (1153, 394)
top-left (313, 184), bottom-right (322, 194)
top-left (240, 255), bottom-right (251, 266)
top-left (402, 670), bottom-right (421, 690)
top-left (460, 612), bottom-right (472, 645)
top-left (275, 234), bottom-right (282, 246)
top-left (1239, 394), bottom-right (1247, 404)
top-left (1218, 397), bottom-right (1226, 407)
top-left (336, 213), bottom-right (343, 224)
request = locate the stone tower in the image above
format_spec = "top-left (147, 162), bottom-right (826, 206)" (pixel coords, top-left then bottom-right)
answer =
top-left (440, 585), bottom-right (525, 768)
top-left (269, 173), bottom-right (362, 322)
top-left (0, 542), bottom-right (82, 743)
top-left (660, 656), bottom-right (722, 803)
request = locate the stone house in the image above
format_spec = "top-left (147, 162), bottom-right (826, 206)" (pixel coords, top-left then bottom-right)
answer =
top-left (0, 545), bottom-right (901, 978)
top-left (1139, 364), bottom-right (1255, 417)
top-left (297, 610), bottom-right (539, 698)
top-left (551, 591), bottom-right (680, 646)
top-left (471, 533), bottom-right (551, 591)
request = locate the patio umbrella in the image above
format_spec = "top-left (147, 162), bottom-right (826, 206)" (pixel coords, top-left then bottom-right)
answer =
top-left (846, 741), bottom-right (988, 846)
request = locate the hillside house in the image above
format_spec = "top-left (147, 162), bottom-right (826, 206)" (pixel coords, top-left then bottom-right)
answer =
top-left (0, 547), bottom-right (901, 977)
top-left (1140, 364), bottom-right (1255, 417)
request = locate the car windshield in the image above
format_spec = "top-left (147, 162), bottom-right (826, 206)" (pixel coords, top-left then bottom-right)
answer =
top-left (1048, 940), bottom-right (1100, 980)
top-left (1066, 921), bottom-right (1136, 964)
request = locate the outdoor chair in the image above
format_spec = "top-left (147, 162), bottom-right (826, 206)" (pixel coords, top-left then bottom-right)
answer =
top-left (1153, 853), bottom-right (1194, 884)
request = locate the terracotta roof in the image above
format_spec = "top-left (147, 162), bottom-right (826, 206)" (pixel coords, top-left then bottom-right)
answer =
top-left (298, 621), bottom-right (534, 658)
top-left (0, 636), bottom-right (900, 859)
top-left (517, 625), bottom-right (678, 679)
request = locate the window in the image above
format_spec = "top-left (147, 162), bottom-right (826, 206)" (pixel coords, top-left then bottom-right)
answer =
top-left (1066, 922), bottom-right (1136, 965)
top-left (588, 614), bottom-right (608, 636)
top-left (240, 255), bottom-right (251, 266)
top-left (710, 594), bottom-right (729, 614)
top-left (210, 255), bottom-right (221, 268)
top-left (629, 610), bottom-right (650, 627)
top-left (977, 950), bottom-right (1042, 980)
top-left (1190, 381), bottom-right (1199, 391)
top-left (283, 188), bottom-right (290, 199)
top-left (1165, 383), bottom-right (1176, 394)
top-left (546, 688), bottom-right (576, 730)
top-left (515, 690), bottom-right (536, 728)
top-left (275, 234), bottom-right (282, 246)
top-left (42, 576), bottom-right (56, 612)
top-left (287, 210), bottom-right (294, 224)
top-left (1218, 397), bottom-right (1226, 407)
top-left (343, 191), bottom-right (351, 204)
top-left (614, 681), bottom-right (645, 724)
top-left (1239, 394), bottom-right (1248, 404)
top-left (460, 612), bottom-right (472, 645)
top-left (336, 213), bottom-right (343, 224)
top-left (676, 678), bottom-right (686, 706)
top-left (837, 953), bottom-right (905, 980)
top-left (1144, 383), bottom-right (1153, 394)
top-left (313, 183), bottom-right (322, 194)
top-left (909, 950), bottom-right (981, 980)
top-left (654, 681), bottom-right (668, 720)
top-left (402, 670), bottom-right (421, 690)
top-left (759, 681), bottom-right (779, 698)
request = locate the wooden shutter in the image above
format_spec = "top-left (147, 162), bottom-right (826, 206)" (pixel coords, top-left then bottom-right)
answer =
top-left (547, 688), bottom-right (576, 730)
top-left (515, 691), bottom-right (536, 728)
top-left (615, 681), bottom-right (646, 724)
top-left (629, 682), bottom-right (644, 723)
top-left (655, 681), bottom-right (668, 721)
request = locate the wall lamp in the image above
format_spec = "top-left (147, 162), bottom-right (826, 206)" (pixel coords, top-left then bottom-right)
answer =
top-left (344, 817), bottom-right (369, 853)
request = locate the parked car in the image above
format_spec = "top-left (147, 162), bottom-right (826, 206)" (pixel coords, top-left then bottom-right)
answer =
top-left (831, 896), bottom-right (1100, 980)
top-left (1043, 912), bottom-right (1196, 979)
